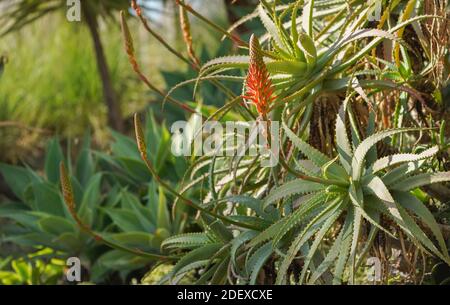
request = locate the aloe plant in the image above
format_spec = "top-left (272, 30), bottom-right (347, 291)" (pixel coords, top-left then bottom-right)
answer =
top-left (115, 0), bottom-right (450, 285)
top-left (152, 98), bottom-right (450, 284)
top-left (258, 100), bottom-right (450, 284)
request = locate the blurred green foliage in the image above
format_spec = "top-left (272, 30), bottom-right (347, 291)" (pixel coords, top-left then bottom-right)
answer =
top-left (0, 15), bottom-right (138, 141)
top-left (0, 2), bottom-right (230, 163)
top-left (0, 248), bottom-right (65, 285)
top-left (0, 111), bottom-right (193, 283)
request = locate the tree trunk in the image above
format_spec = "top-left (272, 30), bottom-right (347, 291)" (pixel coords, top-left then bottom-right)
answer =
top-left (82, 2), bottom-right (123, 131)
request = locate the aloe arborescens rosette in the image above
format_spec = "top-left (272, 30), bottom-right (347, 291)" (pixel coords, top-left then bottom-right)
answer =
top-left (75, 0), bottom-right (449, 285)
top-left (251, 100), bottom-right (450, 284)
top-left (148, 1), bottom-right (450, 285)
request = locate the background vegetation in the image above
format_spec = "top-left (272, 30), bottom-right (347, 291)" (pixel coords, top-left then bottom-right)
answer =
top-left (1, 0), bottom-right (449, 285)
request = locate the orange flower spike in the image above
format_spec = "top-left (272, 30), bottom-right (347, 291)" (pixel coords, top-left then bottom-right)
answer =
top-left (242, 35), bottom-right (275, 117)
top-left (131, 0), bottom-right (142, 17)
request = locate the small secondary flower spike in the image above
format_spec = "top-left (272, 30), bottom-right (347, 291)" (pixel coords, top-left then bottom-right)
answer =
top-left (120, 11), bottom-right (139, 73)
top-left (134, 113), bottom-right (147, 158)
top-left (60, 162), bottom-right (74, 213)
top-left (178, 1), bottom-right (200, 67)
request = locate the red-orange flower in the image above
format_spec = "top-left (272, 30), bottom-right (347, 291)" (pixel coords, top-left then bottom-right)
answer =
top-left (242, 35), bottom-right (275, 116)
top-left (131, 0), bottom-right (142, 17)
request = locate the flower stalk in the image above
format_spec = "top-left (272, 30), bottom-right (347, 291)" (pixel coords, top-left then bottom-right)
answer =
top-left (60, 162), bottom-right (174, 260)
top-left (120, 10), bottom-right (203, 117)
